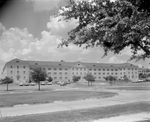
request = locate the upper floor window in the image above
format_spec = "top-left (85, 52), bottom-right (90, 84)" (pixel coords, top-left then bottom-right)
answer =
top-left (17, 71), bottom-right (19, 74)
top-left (99, 69), bottom-right (101, 71)
top-left (111, 69), bottom-right (113, 71)
top-left (11, 71), bottom-right (13, 74)
top-left (23, 66), bottom-right (25, 69)
top-left (54, 68), bottom-right (57, 70)
top-left (11, 66), bottom-right (13, 68)
top-left (48, 68), bottom-right (51, 70)
top-left (103, 69), bottom-right (105, 71)
top-left (94, 69), bottom-right (96, 71)
top-left (59, 68), bottom-right (62, 70)
top-left (115, 69), bottom-right (118, 71)
top-left (65, 68), bottom-right (68, 71)
top-left (24, 71), bottom-right (25, 74)
top-left (17, 66), bottom-right (19, 69)
top-left (107, 69), bottom-right (109, 71)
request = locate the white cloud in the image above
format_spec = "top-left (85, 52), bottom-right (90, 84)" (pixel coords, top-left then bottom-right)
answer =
top-left (47, 16), bottom-right (78, 38)
top-left (108, 56), bottom-right (125, 63)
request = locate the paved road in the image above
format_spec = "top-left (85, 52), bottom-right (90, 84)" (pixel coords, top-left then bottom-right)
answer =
top-left (0, 89), bottom-right (150, 118)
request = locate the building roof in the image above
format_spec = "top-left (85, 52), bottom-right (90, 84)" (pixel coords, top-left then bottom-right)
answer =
top-left (2, 58), bottom-right (138, 74)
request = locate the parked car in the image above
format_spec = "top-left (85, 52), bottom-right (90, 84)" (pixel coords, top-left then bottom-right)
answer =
top-left (19, 82), bottom-right (24, 86)
top-left (24, 82), bottom-right (30, 86)
top-left (41, 81), bottom-right (46, 85)
top-left (59, 82), bottom-right (67, 86)
top-left (30, 82), bottom-right (36, 86)
top-left (47, 82), bottom-right (52, 85)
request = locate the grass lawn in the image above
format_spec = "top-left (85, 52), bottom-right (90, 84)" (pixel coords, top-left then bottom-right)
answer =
top-left (108, 86), bottom-right (150, 91)
top-left (1, 102), bottom-right (150, 122)
top-left (0, 91), bottom-right (117, 107)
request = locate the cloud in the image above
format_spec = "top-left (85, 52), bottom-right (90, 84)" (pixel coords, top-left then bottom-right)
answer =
top-left (108, 56), bottom-right (125, 63)
top-left (47, 16), bottom-right (78, 38)
top-left (27, 0), bottom-right (60, 11)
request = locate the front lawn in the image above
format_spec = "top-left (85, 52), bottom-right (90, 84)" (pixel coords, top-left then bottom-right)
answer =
top-left (1, 102), bottom-right (150, 122)
top-left (0, 91), bottom-right (117, 107)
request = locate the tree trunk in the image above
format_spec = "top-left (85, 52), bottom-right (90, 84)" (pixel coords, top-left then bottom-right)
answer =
top-left (38, 82), bottom-right (40, 91)
top-left (7, 84), bottom-right (8, 91)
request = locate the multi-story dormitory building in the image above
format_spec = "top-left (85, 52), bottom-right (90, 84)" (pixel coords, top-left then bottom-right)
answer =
top-left (1, 58), bottom-right (139, 84)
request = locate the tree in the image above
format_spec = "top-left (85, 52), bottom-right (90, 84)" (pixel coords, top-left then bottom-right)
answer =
top-left (84, 73), bottom-right (95, 86)
top-left (104, 75), bottom-right (116, 85)
top-left (72, 75), bottom-right (80, 84)
top-left (123, 75), bottom-right (130, 82)
top-left (57, 0), bottom-right (150, 61)
top-left (47, 76), bottom-right (53, 82)
top-left (1, 76), bottom-right (13, 91)
top-left (30, 67), bottom-right (47, 90)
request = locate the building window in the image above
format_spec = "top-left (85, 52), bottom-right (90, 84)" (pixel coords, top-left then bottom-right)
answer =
top-left (107, 69), bottom-right (109, 71)
top-left (99, 77), bottom-right (101, 79)
top-left (24, 71), bottom-right (25, 74)
top-left (99, 69), bottom-right (101, 71)
top-left (94, 69), bottom-right (96, 71)
top-left (103, 73), bottom-right (105, 75)
top-left (54, 77), bottom-right (57, 79)
top-left (65, 68), bottom-right (68, 71)
top-left (54, 68), bottom-right (57, 70)
top-left (17, 66), bottom-right (19, 69)
top-left (11, 66), bottom-right (13, 68)
top-left (116, 73), bottom-right (117, 75)
top-left (115, 69), bottom-right (117, 71)
top-left (99, 73), bottom-right (101, 75)
top-left (76, 72), bottom-right (78, 75)
top-left (89, 69), bottom-right (92, 71)
top-left (48, 68), bottom-right (51, 70)
top-left (111, 69), bottom-right (113, 71)
top-left (72, 68), bottom-right (74, 70)
top-left (17, 71), bottom-right (19, 74)
top-left (54, 72), bottom-right (57, 75)
top-left (43, 68), bottom-right (45, 70)
top-left (72, 72), bottom-right (74, 75)
top-left (80, 73), bottom-right (82, 75)
top-left (65, 72), bottom-right (67, 75)
top-left (24, 76), bottom-right (26, 79)
top-left (11, 71), bottom-right (13, 74)
top-left (94, 73), bottom-right (96, 75)
top-left (59, 68), bottom-right (62, 70)
top-left (65, 77), bottom-right (68, 79)
top-left (59, 72), bottom-right (62, 75)
top-left (23, 66), bottom-right (25, 69)
top-left (111, 73), bottom-right (113, 75)
top-left (107, 73), bottom-right (109, 75)
top-left (60, 77), bottom-right (62, 79)
top-left (103, 69), bottom-right (105, 71)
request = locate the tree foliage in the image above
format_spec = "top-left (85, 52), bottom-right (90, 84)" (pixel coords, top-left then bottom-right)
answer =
top-left (104, 75), bottom-right (116, 85)
top-left (72, 75), bottom-right (80, 83)
top-left (47, 76), bottom-right (53, 82)
top-left (1, 76), bottom-right (13, 91)
top-left (58, 0), bottom-right (150, 60)
top-left (30, 67), bottom-right (47, 90)
top-left (84, 73), bottom-right (95, 86)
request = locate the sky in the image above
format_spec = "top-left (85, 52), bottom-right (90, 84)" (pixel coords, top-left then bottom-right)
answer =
top-left (0, 0), bottom-right (150, 76)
